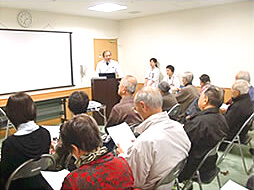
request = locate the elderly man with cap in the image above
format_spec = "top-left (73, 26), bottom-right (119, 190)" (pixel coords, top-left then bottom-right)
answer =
top-left (158, 81), bottom-right (178, 112)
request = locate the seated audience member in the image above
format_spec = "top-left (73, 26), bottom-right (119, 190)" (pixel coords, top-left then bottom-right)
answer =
top-left (60, 114), bottom-right (134, 190)
top-left (117, 86), bottom-right (191, 190)
top-left (183, 74), bottom-right (211, 122)
top-left (224, 80), bottom-right (253, 143)
top-left (175, 71), bottom-right (199, 117)
top-left (158, 81), bottom-right (178, 112)
top-left (0, 92), bottom-right (52, 190)
top-left (105, 75), bottom-right (143, 130)
top-left (235, 71), bottom-right (254, 105)
top-left (68, 91), bottom-right (89, 116)
top-left (144, 58), bottom-right (160, 87)
top-left (54, 91), bottom-right (89, 171)
top-left (199, 74), bottom-right (211, 93)
top-left (163, 65), bottom-right (180, 93)
top-left (178, 86), bottom-right (229, 183)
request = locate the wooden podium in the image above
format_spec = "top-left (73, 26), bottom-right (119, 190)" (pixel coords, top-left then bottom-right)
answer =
top-left (91, 78), bottom-right (121, 125)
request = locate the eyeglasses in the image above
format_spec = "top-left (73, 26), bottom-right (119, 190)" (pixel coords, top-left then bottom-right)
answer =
top-left (132, 106), bottom-right (138, 114)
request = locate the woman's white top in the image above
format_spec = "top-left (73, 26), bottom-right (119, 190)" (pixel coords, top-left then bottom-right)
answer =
top-left (145, 66), bottom-right (160, 87)
top-left (14, 120), bottom-right (39, 136)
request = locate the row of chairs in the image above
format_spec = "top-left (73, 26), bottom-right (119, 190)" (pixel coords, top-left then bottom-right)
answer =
top-left (2, 105), bottom-right (253, 190)
top-left (155, 112), bottom-right (254, 190)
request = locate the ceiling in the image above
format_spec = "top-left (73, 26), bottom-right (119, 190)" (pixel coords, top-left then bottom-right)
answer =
top-left (0, 0), bottom-right (248, 20)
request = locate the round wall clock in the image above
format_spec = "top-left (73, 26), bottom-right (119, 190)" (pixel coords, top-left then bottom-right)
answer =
top-left (17, 10), bottom-right (32, 28)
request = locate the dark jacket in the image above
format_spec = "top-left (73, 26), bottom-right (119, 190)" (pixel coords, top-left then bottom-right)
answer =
top-left (224, 93), bottom-right (253, 143)
top-left (179, 108), bottom-right (229, 182)
top-left (0, 127), bottom-right (52, 190)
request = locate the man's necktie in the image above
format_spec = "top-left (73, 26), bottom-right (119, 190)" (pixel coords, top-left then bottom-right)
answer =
top-left (106, 62), bottom-right (109, 66)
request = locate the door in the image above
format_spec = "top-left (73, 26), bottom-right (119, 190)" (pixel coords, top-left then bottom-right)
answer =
top-left (94, 39), bottom-right (118, 70)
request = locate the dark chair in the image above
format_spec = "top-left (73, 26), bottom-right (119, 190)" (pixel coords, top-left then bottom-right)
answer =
top-left (167, 103), bottom-right (181, 121)
top-left (153, 158), bottom-right (187, 190)
top-left (130, 123), bottom-right (140, 137)
top-left (217, 112), bottom-right (254, 175)
top-left (5, 154), bottom-right (56, 190)
top-left (182, 138), bottom-right (225, 190)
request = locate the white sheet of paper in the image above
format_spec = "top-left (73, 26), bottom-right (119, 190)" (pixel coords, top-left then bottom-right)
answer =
top-left (42, 125), bottom-right (61, 140)
top-left (107, 122), bottom-right (136, 153)
top-left (220, 103), bottom-right (230, 110)
top-left (41, 169), bottom-right (70, 190)
top-left (221, 180), bottom-right (247, 190)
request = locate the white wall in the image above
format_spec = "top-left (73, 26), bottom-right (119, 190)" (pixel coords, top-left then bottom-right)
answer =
top-left (0, 7), bottom-right (119, 88)
top-left (119, 1), bottom-right (254, 88)
top-left (1, 1), bottom-right (253, 89)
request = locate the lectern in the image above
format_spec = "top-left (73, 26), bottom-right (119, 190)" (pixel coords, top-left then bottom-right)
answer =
top-left (91, 78), bottom-right (121, 125)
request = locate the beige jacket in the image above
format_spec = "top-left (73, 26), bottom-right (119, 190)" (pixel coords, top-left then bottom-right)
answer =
top-left (122, 112), bottom-right (191, 190)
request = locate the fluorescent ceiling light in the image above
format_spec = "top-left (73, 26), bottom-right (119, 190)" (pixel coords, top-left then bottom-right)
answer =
top-left (88, 3), bottom-right (127, 13)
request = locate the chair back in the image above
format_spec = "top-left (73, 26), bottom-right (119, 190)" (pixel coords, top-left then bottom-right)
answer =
top-left (182, 138), bottom-right (225, 190)
top-left (167, 103), bottom-right (181, 120)
top-left (232, 112), bottom-right (254, 143)
top-left (130, 123), bottom-right (141, 137)
top-left (0, 108), bottom-right (15, 139)
top-left (196, 138), bottom-right (225, 172)
top-left (5, 154), bottom-right (56, 190)
top-left (217, 112), bottom-right (254, 173)
top-left (0, 108), bottom-right (8, 129)
top-left (154, 157), bottom-right (187, 189)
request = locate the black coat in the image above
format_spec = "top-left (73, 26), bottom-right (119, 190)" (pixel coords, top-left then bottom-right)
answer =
top-left (224, 93), bottom-right (253, 143)
top-left (179, 108), bottom-right (229, 182)
top-left (0, 127), bottom-right (52, 190)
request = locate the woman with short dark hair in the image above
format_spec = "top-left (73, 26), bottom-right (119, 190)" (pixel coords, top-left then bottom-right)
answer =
top-left (144, 58), bottom-right (160, 87)
top-left (60, 114), bottom-right (134, 190)
top-left (0, 92), bottom-right (52, 190)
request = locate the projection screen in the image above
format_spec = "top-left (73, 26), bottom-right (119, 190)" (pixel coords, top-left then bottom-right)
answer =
top-left (0, 29), bottom-right (74, 95)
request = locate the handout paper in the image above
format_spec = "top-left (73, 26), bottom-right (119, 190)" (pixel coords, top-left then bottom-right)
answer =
top-left (107, 122), bottom-right (136, 154)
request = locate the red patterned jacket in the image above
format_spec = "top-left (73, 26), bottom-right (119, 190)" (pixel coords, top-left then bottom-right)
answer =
top-left (61, 152), bottom-right (134, 190)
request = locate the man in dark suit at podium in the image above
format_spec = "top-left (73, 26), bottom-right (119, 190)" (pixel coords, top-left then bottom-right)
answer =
top-left (96, 50), bottom-right (123, 78)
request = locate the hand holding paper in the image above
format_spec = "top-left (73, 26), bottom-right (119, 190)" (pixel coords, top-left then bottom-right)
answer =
top-left (107, 122), bottom-right (136, 154)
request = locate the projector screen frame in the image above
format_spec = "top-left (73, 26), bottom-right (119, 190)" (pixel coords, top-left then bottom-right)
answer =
top-left (0, 28), bottom-right (74, 95)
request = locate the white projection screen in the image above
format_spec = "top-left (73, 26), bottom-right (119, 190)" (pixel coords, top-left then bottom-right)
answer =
top-left (0, 29), bottom-right (74, 95)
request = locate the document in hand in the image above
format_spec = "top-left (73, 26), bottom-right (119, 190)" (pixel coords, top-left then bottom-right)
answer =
top-left (107, 122), bottom-right (136, 154)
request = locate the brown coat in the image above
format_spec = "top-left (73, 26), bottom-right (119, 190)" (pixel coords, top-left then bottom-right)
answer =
top-left (105, 97), bottom-right (143, 130)
top-left (162, 92), bottom-right (178, 112)
top-left (175, 84), bottom-right (199, 115)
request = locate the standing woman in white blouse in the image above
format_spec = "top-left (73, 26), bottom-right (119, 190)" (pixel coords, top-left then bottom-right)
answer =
top-left (144, 58), bottom-right (160, 87)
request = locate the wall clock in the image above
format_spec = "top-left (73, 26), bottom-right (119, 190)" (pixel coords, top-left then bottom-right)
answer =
top-left (17, 10), bottom-right (32, 28)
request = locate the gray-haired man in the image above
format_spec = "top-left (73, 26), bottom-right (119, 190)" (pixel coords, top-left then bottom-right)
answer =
top-left (118, 86), bottom-right (191, 190)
